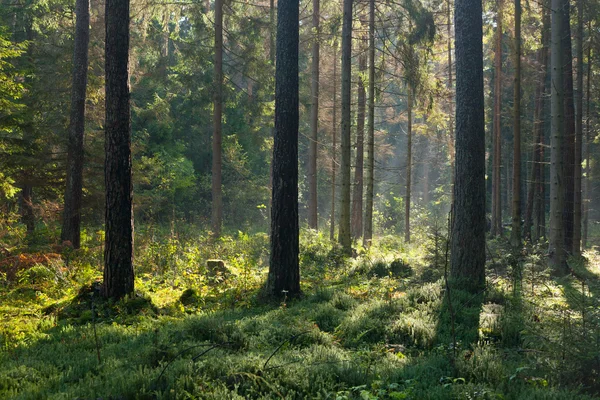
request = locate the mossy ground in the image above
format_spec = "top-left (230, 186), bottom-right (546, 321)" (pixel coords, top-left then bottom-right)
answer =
top-left (1, 227), bottom-right (599, 399)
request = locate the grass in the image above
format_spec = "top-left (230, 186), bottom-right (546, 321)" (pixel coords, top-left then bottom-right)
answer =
top-left (0, 226), bottom-right (599, 399)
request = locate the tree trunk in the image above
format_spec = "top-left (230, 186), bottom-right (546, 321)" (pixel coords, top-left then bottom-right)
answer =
top-left (62, 0), bottom-right (90, 249)
top-left (451, 0), bottom-right (486, 292)
top-left (267, 0), bottom-right (300, 298)
top-left (330, 40), bottom-right (338, 241)
top-left (573, 0), bottom-right (583, 256)
top-left (308, 0), bottom-right (319, 230)
top-left (104, 0), bottom-right (134, 300)
top-left (510, 0), bottom-right (522, 247)
top-left (491, 0), bottom-right (503, 237)
top-left (211, 0), bottom-right (224, 238)
top-left (363, 0), bottom-right (375, 247)
top-left (446, 0), bottom-right (455, 204)
top-left (338, 0), bottom-right (352, 255)
top-left (404, 86), bottom-right (413, 243)
top-left (583, 25), bottom-right (591, 249)
top-left (549, 0), bottom-right (568, 274)
top-left (562, 0), bottom-right (575, 254)
top-left (525, 6), bottom-right (549, 242)
top-left (21, 185), bottom-right (34, 234)
top-left (351, 50), bottom-right (366, 240)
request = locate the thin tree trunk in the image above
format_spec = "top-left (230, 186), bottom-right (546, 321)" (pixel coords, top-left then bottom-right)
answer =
top-left (104, 0), bottom-right (134, 300)
top-left (562, 0), bottom-right (575, 254)
top-left (451, 0), bottom-right (486, 291)
top-left (211, 0), bottom-right (224, 238)
top-left (62, 0), bottom-right (90, 249)
top-left (573, 0), bottom-right (583, 256)
top-left (351, 50), bottom-right (366, 239)
top-left (491, 0), bottom-right (503, 237)
top-left (446, 0), bottom-right (455, 204)
top-left (526, 6), bottom-right (549, 242)
top-left (308, 0), bottom-right (320, 230)
top-left (267, 0), bottom-right (300, 298)
top-left (404, 86), bottom-right (413, 243)
top-left (549, 0), bottom-right (567, 274)
top-left (510, 0), bottom-right (522, 247)
top-left (583, 26), bottom-right (591, 249)
top-left (330, 40), bottom-right (338, 241)
top-left (363, 0), bottom-right (375, 247)
top-left (338, 0), bottom-right (352, 255)
top-left (21, 185), bottom-right (34, 234)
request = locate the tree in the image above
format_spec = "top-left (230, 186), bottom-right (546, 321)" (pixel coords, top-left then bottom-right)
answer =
top-left (510, 0), bottom-right (521, 247)
top-left (338, 0), bottom-right (352, 255)
top-left (104, 0), bottom-right (134, 300)
top-left (562, 0), bottom-right (575, 254)
top-left (211, 0), bottom-right (223, 238)
top-left (363, 0), bottom-right (375, 247)
top-left (308, 0), bottom-right (320, 230)
top-left (404, 83), bottom-right (413, 243)
top-left (330, 38), bottom-right (338, 241)
top-left (573, 0), bottom-right (583, 255)
top-left (549, 0), bottom-right (567, 274)
top-left (491, 0), bottom-right (503, 237)
top-left (583, 22), bottom-right (592, 249)
top-left (267, 0), bottom-right (300, 298)
top-left (451, 0), bottom-right (486, 291)
top-left (351, 38), bottom-right (366, 240)
top-left (61, 0), bottom-right (90, 249)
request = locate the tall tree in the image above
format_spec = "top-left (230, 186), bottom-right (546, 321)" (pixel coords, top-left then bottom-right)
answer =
top-left (510, 0), bottom-right (521, 247)
top-left (267, 0), bottom-right (300, 298)
top-left (491, 0), bottom-right (503, 237)
top-left (211, 0), bottom-right (224, 237)
top-left (339, 0), bottom-right (352, 255)
top-left (330, 39), bottom-right (338, 241)
top-left (583, 23), bottom-right (592, 249)
top-left (404, 84), bottom-right (413, 243)
top-left (573, 0), bottom-right (583, 255)
top-left (308, 0), bottom-right (320, 230)
top-left (549, 0), bottom-right (567, 274)
top-left (104, 0), bottom-right (134, 299)
top-left (363, 0), bottom-right (375, 247)
top-left (451, 0), bottom-right (486, 291)
top-left (446, 0), bottom-right (455, 201)
top-left (61, 0), bottom-right (90, 249)
top-left (351, 43), bottom-right (366, 240)
top-left (562, 0), bottom-right (575, 254)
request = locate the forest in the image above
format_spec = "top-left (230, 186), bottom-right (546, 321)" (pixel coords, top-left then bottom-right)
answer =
top-left (0, 0), bottom-right (599, 397)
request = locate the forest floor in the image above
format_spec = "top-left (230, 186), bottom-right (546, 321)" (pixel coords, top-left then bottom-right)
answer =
top-left (1, 225), bottom-right (600, 399)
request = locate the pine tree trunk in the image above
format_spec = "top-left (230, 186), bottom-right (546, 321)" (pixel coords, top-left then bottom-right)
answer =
top-left (211, 0), bottom-right (224, 238)
top-left (491, 0), bottom-right (503, 237)
top-left (510, 0), bottom-right (522, 247)
top-left (404, 86), bottom-right (413, 243)
top-left (573, 0), bottom-right (583, 256)
top-left (562, 0), bottom-right (575, 254)
top-left (62, 0), bottom-right (90, 249)
top-left (351, 50), bottom-right (366, 240)
top-left (330, 41), bottom-right (338, 241)
top-left (308, 0), bottom-right (320, 230)
top-left (583, 27), bottom-right (591, 249)
top-left (104, 0), bottom-right (134, 300)
top-left (338, 0), bottom-right (353, 255)
top-left (363, 0), bottom-right (375, 247)
top-left (446, 0), bottom-right (455, 204)
top-left (451, 0), bottom-right (486, 291)
top-left (267, 0), bottom-right (300, 298)
top-left (549, 0), bottom-right (568, 274)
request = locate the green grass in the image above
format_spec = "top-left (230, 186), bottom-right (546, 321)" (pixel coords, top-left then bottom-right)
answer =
top-left (0, 227), bottom-right (599, 399)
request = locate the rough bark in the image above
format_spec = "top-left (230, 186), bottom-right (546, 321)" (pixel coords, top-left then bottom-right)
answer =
top-left (510, 0), bottom-right (521, 247)
top-left (267, 0), bottom-right (300, 298)
top-left (363, 0), bottom-right (375, 247)
top-left (104, 0), bottom-right (134, 300)
top-left (211, 0), bottom-right (224, 238)
top-left (61, 0), bottom-right (90, 249)
top-left (549, 0), bottom-right (567, 274)
top-left (308, 0), bottom-right (319, 230)
top-left (338, 0), bottom-right (352, 255)
top-left (351, 50), bottom-right (366, 240)
top-left (447, 0), bottom-right (455, 204)
top-left (491, 0), bottom-right (503, 237)
top-left (451, 0), bottom-right (486, 292)
top-left (573, 0), bottom-right (583, 255)
top-left (583, 26), bottom-right (591, 249)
